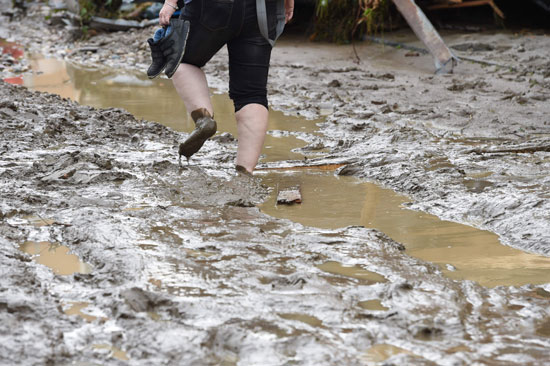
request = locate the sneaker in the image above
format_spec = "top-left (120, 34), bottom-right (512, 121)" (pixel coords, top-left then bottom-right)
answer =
top-left (179, 108), bottom-right (217, 160)
top-left (146, 38), bottom-right (167, 79)
top-left (160, 19), bottom-right (190, 78)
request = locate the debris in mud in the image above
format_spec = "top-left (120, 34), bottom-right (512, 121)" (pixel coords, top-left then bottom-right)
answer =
top-left (328, 79), bottom-right (341, 88)
top-left (2, 4), bottom-right (550, 364)
top-left (451, 42), bottom-right (496, 52)
top-left (120, 287), bottom-right (172, 313)
top-left (276, 186), bottom-right (302, 204)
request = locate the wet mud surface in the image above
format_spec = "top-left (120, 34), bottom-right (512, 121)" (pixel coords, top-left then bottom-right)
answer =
top-left (2, 1), bottom-right (550, 365)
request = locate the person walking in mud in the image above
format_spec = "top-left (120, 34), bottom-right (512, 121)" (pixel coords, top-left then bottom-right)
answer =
top-left (148, 0), bottom-right (294, 174)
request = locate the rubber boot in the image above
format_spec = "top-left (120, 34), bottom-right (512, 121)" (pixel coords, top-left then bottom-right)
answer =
top-left (235, 165), bottom-right (253, 177)
top-left (146, 38), bottom-right (167, 79)
top-left (179, 108), bottom-right (217, 160)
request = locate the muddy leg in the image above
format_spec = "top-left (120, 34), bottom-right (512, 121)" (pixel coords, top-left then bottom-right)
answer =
top-left (235, 103), bottom-right (268, 173)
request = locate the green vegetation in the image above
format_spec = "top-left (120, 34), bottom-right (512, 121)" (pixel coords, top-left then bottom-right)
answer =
top-left (78, 0), bottom-right (122, 21)
top-left (313, 0), bottom-right (392, 43)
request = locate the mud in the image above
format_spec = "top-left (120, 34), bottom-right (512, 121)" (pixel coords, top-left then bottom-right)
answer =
top-left (1, 1), bottom-right (550, 365)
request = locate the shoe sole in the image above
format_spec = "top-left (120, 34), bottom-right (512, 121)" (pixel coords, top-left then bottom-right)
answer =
top-left (165, 20), bottom-right (190, 79)
top-left (148, 65), bottom-right (167, 79)
top-left (178, 120), bottom-right (217, 159)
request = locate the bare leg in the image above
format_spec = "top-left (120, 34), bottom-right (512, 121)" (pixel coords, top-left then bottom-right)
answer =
top-left (172, 63), bottom-right (213, 116)
top-left (235, 103), bottom-right (269, 173)
top-left (172, 63), bottom-right (217, 162)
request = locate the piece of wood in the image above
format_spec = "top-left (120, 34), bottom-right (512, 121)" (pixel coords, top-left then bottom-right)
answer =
top-left (427, 0), bottom-right (505, 18)
top-left (277, 186), bottom-right (302, 205)
top-left (392, 0), bottom-right (458, 74)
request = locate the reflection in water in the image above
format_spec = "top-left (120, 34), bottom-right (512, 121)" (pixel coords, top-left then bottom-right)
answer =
top-left (19, 241), bottom-right (92, 275)
top-left (260, 170), bottom-right (550, 287)
top-left (23, 56), bottom-right (320, 163)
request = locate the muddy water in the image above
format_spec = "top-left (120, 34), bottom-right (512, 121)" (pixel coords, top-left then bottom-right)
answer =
top-left (21, 56), bottom-right (550, 288)
top-left (19, 241), bottom-right (92, 275)
top-left (64, 302), bottom-right (97, 322)
top-left (362, 344), bottom-right (417, 365)
top-left (258, 170), bottom-right (550, 287)
top-left (22, 55), bottom-right (320, 163)
top-left (92, 344), bottom-right (129, 361)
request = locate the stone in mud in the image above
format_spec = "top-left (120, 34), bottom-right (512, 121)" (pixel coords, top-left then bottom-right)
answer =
top-left (40, 165), bottom-right (77, 182)
top-left (120, 287), bottom-right (171, 313)
top-left (277, 186), bottom-right (302, 205)
top-left (328, 79), bottom-right (341, 88)
top-left (211, 132), bottom-right (236, 143)
top-left (226, 198), bottom-right (256, 207)
top-left (0, 100), bottom-right (17, 111)
top-left (337, 164), bottom-right (363, 176)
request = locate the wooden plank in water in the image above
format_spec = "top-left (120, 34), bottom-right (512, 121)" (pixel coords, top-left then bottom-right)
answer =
top-left (277, 186), bottom-right (302, 205)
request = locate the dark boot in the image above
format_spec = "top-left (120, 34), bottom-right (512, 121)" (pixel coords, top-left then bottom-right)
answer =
top-left (160, 19), bottom-right (190, 78)
top-left (146, 38), bottom-right (167, 79)
top-left (235, 165), bottom-right (253, 177)
top-left (179, 108), bottom-right (217, 160)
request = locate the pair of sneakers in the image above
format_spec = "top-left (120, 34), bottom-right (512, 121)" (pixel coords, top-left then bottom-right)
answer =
top-left (146, 17), bottom-right (190, 79)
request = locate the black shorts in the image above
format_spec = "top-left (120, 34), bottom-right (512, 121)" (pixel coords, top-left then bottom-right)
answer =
top-left (181, 0), bottom-right (278, 112)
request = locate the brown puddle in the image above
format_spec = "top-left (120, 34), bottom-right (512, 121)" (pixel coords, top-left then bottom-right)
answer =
top-left (23, 56), bottom-right (550, 288)
top-left (278, 313), bottom-right (324, 327)
top-left (64, 302), bottom-right (98, 322)
top-left (92, 344), bottom-right (129, 361)
top-left (22, 56), bottom-right (321, 163)
top-left (23, 215), bottom-right (56, 227)
top-left (362, 344), bottom-right (416, 365)
top-left (358, 300), bottom-right (389, 312)
top-left (537, 319), bottom-right (550, 338)
top-left (19, 241), bottom-right (92, 275)
top-left (259, 171), bottom-right (550, 287)
top-left (317, 261), bottom-right (387, 284)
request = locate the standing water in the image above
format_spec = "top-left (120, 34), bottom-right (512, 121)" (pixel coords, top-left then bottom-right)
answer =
top-left (20, 55), bottom-right (550, 287)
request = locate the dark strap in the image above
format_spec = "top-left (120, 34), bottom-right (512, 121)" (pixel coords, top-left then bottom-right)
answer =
top-left (256, 0), bottom-right (285, 47)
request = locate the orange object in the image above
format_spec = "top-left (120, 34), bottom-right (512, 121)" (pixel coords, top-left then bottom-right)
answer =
top-left (3, 76), bottom-right (23, 85)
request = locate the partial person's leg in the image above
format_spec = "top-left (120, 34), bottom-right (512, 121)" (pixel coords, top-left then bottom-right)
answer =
top-left (173, 0), bottom-right (237, 160)
top-left (171, 64), bottom-right (213, 116)
top-left (227, 0), bottom-right (276, 173)
top-left (172, 64), bottom-right (218, 160)
top-left (235, 103), bottom-right (269, 172)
